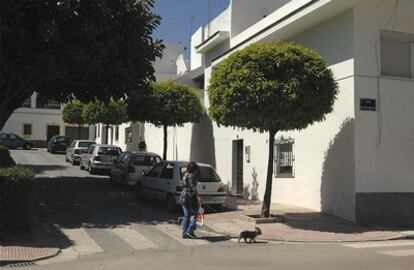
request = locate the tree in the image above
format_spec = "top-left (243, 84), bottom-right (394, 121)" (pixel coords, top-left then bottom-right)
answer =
top-left (0, 0), bottom-right (163, 130)
top-left (82, 98), bottom-right (128, 144)
top-left (208, 43), bottom-right (338, 217)
top-left (62, 100), bottom-right (86, 139)
top-left (128, 81), bottom-right (204, 160)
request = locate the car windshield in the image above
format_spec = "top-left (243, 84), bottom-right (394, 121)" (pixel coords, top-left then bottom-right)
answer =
top-left (180, 166), bottom-right (222, 182)
top-left (97, 147), bottom-right (121, 156)
top-left (79, 142), bottom-right (94, 148)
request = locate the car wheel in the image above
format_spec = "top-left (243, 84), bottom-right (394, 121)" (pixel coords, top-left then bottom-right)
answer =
top-left (109, 173), bottom-right (114, 183)
top-left (166, 194), bottom-right (177, 212)
top-left (50, 148), bottom-right (55, 154)
top-left (23, 144), bottom-right (31, 150)
top-left (135, 184), bottom-right (143, 201)
top-left (80, 162), bottom-right (85, 170)
top-left (71, 156), bottom-right (77, 166)
top-left (88, 163), bottom-right (95, 174)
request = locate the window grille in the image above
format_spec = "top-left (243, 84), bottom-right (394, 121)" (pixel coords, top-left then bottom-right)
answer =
top-left (274, 137), bottom-right (295, 178)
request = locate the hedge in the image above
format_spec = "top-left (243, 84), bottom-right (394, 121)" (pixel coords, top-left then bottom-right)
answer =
top-left (0, 167), bottom-right (34, 234)
top-left (0, 145), bottom-right (15, 168)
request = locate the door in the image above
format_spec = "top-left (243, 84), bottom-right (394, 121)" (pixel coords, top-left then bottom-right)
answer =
top-left (158, 162), bottom-right (175, 200)
top-left (232, 139), bottom-right (243, 196)
top-left (143, 162), bottom-right (164, 199)
top-left (47, 125), bottom-right (60, 142)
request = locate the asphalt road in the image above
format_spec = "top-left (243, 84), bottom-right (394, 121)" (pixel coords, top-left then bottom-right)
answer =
top-left (9, 149), bottom-right (414, 270)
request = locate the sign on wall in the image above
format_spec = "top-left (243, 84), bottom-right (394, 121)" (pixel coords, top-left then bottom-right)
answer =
top-left (360, 98), bottom-right (376, 111)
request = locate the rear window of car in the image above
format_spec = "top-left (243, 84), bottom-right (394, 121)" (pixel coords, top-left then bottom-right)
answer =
top-left (97, 147), bottom-right (121, 156)
top-left (180, 166), bottom-right (222, 182)
top-left (56, 137), bottom-right (70, 142)
top-left (79, 142), bottom-right (94, 148)
top-left (134, 155), bottom-right (160, 166)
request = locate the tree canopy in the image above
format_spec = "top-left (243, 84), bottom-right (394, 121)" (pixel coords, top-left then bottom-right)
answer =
top-left (0, 0), bottom-right (163, 129)
top-left (208, 42), bottom-right (338, 217)
top-left (62, 100), bottom-right (86, 139)
top-left (128, 80), bottom-right (204, 159)
top-left (82, 98), bottom-right (128, 144)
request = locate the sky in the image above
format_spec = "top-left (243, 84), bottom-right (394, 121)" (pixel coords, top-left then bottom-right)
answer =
top-left (152, 0), bottom-right (230, 54)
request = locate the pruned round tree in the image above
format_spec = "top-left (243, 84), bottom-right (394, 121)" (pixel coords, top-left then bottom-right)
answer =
top-left (62, 100), bottom-right (86, 139)
top-left (82, 98), bottom-right (128, 144)
top-left (208, 42), bottom-right (338, 217)
top-left (128, 81), bottom-right (204, 160)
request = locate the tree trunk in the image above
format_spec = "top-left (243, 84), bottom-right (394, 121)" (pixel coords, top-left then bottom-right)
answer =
top-left (261, 129), bottom-right (277, 218)
top-left (105, 123), bottom-right (109, 144)
top-left (77, 124), bottom-right (82, 139)
top-left (163, 125), bottom-right (168, 160)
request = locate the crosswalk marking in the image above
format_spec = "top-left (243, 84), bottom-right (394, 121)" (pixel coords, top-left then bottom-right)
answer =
top-left (341, 240), bottom-right (414, 249)
top-left (62, 228), bottom-right (103, 255)
top-left (155, 224), bottom-right (210, 246)
top-left (379, 249), bottom-right (414, 257)
top-left (109, 227), bottom-right (159, 250)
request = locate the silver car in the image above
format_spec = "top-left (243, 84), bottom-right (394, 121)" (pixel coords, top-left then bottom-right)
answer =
top-left (65, 140), bottom-right (96, 165)
top-left (80, 144), bottom-right (122, 174)
top-left (110, 151), bottom-right (162, 187)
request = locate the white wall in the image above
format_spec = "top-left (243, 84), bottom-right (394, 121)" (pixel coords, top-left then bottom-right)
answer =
top-left (190, 27), bottom-right (204, 70)
top-left (230, 0), bottom-right (290, 38)
top-left (353, 0), bottom-right (414, 194)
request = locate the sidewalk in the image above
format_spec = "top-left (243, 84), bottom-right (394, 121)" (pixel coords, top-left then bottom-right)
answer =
top-left (203, 197), bottom-right (414, 242)
top-left (0, 214), bottom-right (60, 265)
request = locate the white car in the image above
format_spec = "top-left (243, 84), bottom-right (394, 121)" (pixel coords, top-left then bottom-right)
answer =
top-left (80, 144), bottom-right (122, 174)
top-left (135, 161), bottom-right (226, 211)
top-left (65, 140), bottom-right (96, 165)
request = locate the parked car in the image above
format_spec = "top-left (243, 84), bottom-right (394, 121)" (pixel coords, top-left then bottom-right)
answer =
top-left (110, 151), bottom-right (162, 186)
top-left (0, 133), bottom-right (33, 150)
top-left (65, 140), bottom-right (96, 165)
top-left (80, 144), bottom-right (122, 174)
top-left (47, 135), bottom-right (71, 153)
top-left (135, 161), bottom-right (226, 211)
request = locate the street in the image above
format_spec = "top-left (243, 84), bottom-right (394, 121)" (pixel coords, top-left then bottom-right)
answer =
top-left (8, 149), bottom-right (414, 270)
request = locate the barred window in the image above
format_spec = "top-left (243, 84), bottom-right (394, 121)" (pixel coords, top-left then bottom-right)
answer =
top-left (274, 137), bottom-right (295, 178)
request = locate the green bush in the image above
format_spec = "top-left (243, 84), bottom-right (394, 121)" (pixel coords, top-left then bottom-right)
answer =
top-left (0, 145), bottom-right (15, 168)
top-left (0, 167), bottom-right (34, 234)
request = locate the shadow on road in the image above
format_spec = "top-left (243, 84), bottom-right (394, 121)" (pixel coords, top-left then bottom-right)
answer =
top-left (23, 164), bottom-right (67, 174)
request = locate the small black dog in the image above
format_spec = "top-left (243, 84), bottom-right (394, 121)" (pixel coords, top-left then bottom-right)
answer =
top-left (238, 227), bottom-right (262, 243)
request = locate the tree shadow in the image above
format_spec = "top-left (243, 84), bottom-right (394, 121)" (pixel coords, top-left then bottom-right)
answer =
top-left (320, 117), bottom-right (355, 222)
top-left (189, 114), bottom-right (216, 168)
top-left (22, 164), bottom-right (67, 174)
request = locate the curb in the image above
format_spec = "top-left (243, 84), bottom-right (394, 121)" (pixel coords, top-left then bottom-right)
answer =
top-left (202, 223), bottom-right (414, 244)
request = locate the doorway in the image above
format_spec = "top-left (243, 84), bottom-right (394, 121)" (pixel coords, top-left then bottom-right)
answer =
top-left (232, 139), bottom-right (243, 196)
top-left (46, 125), bottom-right (60, 142)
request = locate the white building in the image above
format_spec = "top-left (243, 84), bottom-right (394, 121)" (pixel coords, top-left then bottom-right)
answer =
top-left (1, 93), bottom-right (94, 147)
top-left (140, 0), bottom-right (414, 225)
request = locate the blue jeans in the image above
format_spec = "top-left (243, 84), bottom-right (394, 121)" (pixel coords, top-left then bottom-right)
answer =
top-left (181, 198), bottom-right (199, 237)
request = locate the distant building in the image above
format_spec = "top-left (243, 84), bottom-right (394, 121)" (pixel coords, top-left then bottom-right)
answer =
top-left (1, 92), bottom-right (93, 147)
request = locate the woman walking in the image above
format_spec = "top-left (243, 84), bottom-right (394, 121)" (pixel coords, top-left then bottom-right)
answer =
top-left (180, 161), bottom-right (201, 239)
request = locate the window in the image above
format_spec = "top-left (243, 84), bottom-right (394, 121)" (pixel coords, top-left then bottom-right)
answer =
top-left (160, 163), bottom-right (174, 179)
top-left (23, 124), bottom-right (32, 136)
top-left (120, 152), bottom-right (131, 164)
top-left (134, 155), bottom-right (160, 166)
top-left (115, 126), bottom-right (119, 141)
top-left (125, 127), bottom-right (132, 143)
top-left (70, 141), bottom-right (76, 148)
top-left (381, 30), bottom-right (414, 78)
top-left (78, 141), bottom-right (94, 148)
top-left (274, 137), bottom-right (295, 178)
top-left (97, 147), bottom-right (121, 156)
top-left (179, 166), bottom-right (222, 182)
top-left (147, 162), bottom-right (164, 177)
top-left (88, 146), bottom-right (95, 154)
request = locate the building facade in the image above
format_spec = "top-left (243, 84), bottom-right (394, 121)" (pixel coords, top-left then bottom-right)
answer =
top-left (1, 92), bottom-right (94, 147)
top-left (141, 0), bottom-right (414, 225)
